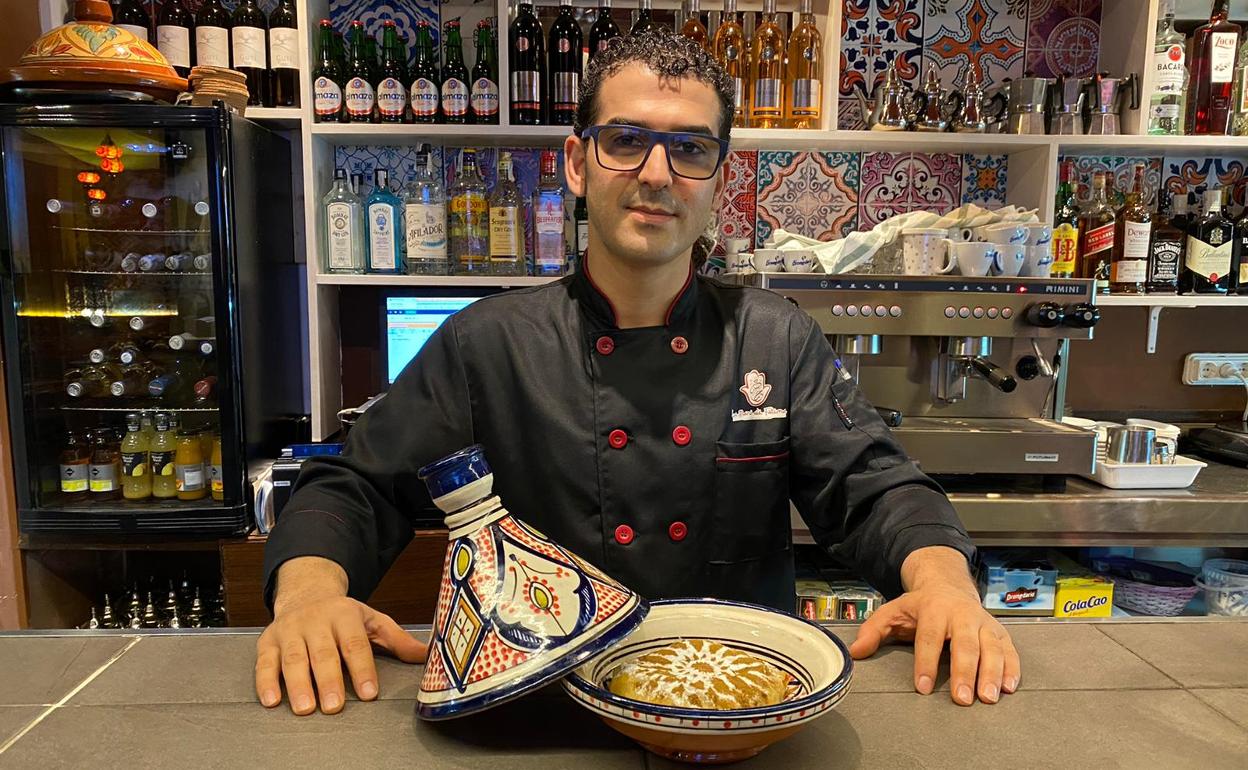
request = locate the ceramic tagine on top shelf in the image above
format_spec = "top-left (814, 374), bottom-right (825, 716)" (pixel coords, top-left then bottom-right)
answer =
top-left (415, 445), bottom-right (649, 719)
top-left (0, 0), bottom-right (187, 103)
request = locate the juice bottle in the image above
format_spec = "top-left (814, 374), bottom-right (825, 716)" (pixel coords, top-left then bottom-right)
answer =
top-left (120, 412), bottom-right (151, 501)
top-left (210, 433), bottom-right (224, 501)
top-left (88, 428), bottom-right (122, 501)
top-left (140, 411), bottom-right (156, 446)
top-left (175, 429), bottom-right (207, 501)
top-left (58, 429), bottom-right (90, 499)
top-left (150, 412), bottom-right (178, 499)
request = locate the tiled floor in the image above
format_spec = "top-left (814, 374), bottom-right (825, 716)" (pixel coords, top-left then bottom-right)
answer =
top-left (0, 622), bottom-right (1245, 766)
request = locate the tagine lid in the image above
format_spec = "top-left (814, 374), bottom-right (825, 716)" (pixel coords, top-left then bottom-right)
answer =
top-left (1, 0), bottom-right (187, 101)
top-left (415, 445), bottom-right (649, 720)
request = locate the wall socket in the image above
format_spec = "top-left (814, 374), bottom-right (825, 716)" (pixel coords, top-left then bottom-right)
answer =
top-left (1183, 354), bottom-right (1248, 386)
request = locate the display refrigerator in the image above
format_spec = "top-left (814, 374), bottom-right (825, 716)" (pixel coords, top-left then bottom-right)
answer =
top-left (0, 103), bottom-right (302, 535)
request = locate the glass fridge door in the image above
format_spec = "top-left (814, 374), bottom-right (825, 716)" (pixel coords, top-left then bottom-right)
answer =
top-left (1, 124), bottom-right (230, 519)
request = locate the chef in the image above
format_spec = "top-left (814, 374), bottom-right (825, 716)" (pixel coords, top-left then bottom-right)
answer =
top-left (256, 31), bottom-right (1020, 717)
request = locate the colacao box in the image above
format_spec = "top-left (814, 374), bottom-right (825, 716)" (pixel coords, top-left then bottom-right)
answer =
top-left (1054, 575), bottom-right (1114, 617)
top-left (978, 551), bottom-right (1058, 616)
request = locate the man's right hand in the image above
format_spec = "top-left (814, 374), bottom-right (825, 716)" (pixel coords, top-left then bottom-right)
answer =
top-left (255, 556), bottom-right (428, 715)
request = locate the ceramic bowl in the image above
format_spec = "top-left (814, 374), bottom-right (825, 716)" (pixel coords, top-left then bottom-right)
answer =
top-left (562, 599), bottom-right (852, 764)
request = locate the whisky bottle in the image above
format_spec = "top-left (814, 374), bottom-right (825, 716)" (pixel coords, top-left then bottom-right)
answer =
top-left (1186, 0), bottom-right (1241, 135)
top-left (1051, 160), bottom-right (1080, 279)
top-left (749, 0), bottom-right (785, 128)
top-left (680, 0), bottom-right (709, 51)
top-left (1111, 164), bottom-right (1151, 294)
top-left (1147, 191), bottom-right (1183, 294)
top-left (1180, 187), bottom-right (1233, 294)
top-left (1234, 199), bottom-right (1248, 293)
top-left (1077, 172), bottom-right (1115, 295)
top-left (785, 0), bottom-right (822, 129)
top-left (713, 0), bottom-right (748, 128)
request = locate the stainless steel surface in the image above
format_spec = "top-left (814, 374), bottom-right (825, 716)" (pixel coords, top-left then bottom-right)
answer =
top-left (894, 417), bottom-right (1097, 475)
top-left (1082, 73), bottom-right (1140, 136)
top-left (833, 334), bottom-right (883, 356)
top-left (951, 62), bottom-right (1003, 133)
top-left (948, 336), bottom-right (992, 357)
top-left (1050, 75), bottom-right (1086, 135)
top-left (997, 77), bottom-right (1052, 135)
top-left (1107, 424), bottom-right (1157, 464)
top-left (913, 68), bottom-right (952, 132)
top-left (857, 60), bottom-right (918, 131)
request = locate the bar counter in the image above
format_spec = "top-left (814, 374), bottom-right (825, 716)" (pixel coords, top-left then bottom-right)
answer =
top-left (1, 620), bottom-right (1245, 767)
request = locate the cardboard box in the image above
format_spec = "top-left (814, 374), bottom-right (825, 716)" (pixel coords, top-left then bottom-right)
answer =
top-left (795, 580), bottom-right (837, 621)
top-left (978, 551), bottom-right (1058, 616)
top-left (1048, 552), bottom-right (1114, 618)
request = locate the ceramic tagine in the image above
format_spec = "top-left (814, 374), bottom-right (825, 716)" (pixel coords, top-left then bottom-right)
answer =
top-left (415, 445), bottom-right (649, 719)
top-left (0, 0), bottom-right (187, 102)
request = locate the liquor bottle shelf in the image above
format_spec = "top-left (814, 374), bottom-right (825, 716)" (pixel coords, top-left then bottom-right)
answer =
top-left (51, 226), bottom-right (211, 235)
top-left (315, 273), bottom-right (559, 288)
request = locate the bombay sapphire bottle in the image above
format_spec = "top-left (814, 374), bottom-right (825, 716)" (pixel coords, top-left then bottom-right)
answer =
top-left (366, 168), bottom-right (404, 274)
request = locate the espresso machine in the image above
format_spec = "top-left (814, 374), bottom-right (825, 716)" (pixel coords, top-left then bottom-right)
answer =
top-left (731, 273), bottom-right (1102, 486)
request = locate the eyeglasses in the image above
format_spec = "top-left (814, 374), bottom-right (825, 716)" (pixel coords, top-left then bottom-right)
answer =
top-left (580, 124), bottom-right (730, 181)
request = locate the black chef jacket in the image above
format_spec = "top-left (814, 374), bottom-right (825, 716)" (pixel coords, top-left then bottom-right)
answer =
top-left (263, 260), bottom-right (974, 613)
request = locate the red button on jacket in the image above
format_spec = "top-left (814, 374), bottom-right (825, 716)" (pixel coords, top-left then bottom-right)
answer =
top-left (668, 521), bottom-right (687, 542)
top-left (672, 425), bottom-right (692, 446)
top-left (615, 524), bottom-right (634, 545)
top-left (596, 336), bottom-right (615, 355)
top-left (608, 429), bottom-right (628, 449)
top-left (670, 336), bottom-right (689, 354)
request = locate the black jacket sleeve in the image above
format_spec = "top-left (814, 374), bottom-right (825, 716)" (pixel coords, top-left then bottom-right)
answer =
top-left (260, 317), bottom-right (474, 610)
top-left (786, 312), bottom-right (975, 599)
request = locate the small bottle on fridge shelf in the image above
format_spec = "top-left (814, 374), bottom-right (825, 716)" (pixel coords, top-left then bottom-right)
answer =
top-left (1186, 0), bottom-right (1240, 135)
top-left (1077, 171), bottom-right (1115, 295)
top-left (1146, 192), bottom-right (1181, 293)
top-left (175, 430), bottom-right (208, 501)
top-left (194, 376), bottom-right (218, 403)
top-left (410, 21), bottom-right (441, 124)
top-left (1181, 187), bottom-right (1234, 294)
top-left (442, 20), bottom-right (472, 125)
top-left (1149, 0), bottom-right (1187, 136)
top-left (489, 152), bottom-right (526, 276)
top-left (231, 0), bottom-right (269, 107)
top-left (59, 430), bottom-right (90, 498)
top-left (533, 150), bottom-right (567, 276)
top-left (66, 366), bottom-right (110, 398)
top-left (471, 20), bottom-right (500, 124)
top-left (749, 0), bottom-right (785, 129)
top-left (713, 0), bottom-right (748, 128)
top-left (111, 362), bottom-right (153, 397)
top-left (89, 428), bottom-right (122, 502)
top-left (1111, 164), bottom-right (1152, 294)
top-left (589, 1), bottom-right (623, 61)
top-left (150, 413), bottom-right (178, 499)
top-left (376, 21), bottom-right (408, 123)
top-left (323, 167), bottom-right (366, 274)
top-left (313, 19), bottom-right (345, 123)
top-left (121, 413), bottom-right (152, 502)
top-left (194, 0), bottom-right (232, 69)
top-left (450, 149), bottom-right (490, 274)
top-left (156, 0), bottom-right (193, 79)
top-left (786, 0), bottom-right (823, 129)
top-left (344, 21), bottom-right (376, 123)
top-left (114, 0), bottom-right (151, 42)
top-left (366, 168), bottom-right (404, 274)
top-left (403, 147), bottom-right (449, 275)
top-left (680, 0), bottom-right (710, 51)
top-left (210, 434), bottom-right (224, 501)
top-left (267, 0), bottom-right (299, 108)
top-left (549, 0), bottom-right (583, 126)
top-left (509, 2), bottom-right (546, 125)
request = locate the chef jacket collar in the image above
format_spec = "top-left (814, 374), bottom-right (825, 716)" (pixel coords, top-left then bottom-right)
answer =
top-left (572, 251), bottom-right (699, 329)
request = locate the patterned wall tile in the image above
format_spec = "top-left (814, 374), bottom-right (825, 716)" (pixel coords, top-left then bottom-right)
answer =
top-left (1161, 156), bottom-right (1248, 209)
top-left (923, 0), bottom-right (1026, 91)
top-left (1062, 155), bottom-right (1163, 210)
top-left (755, 152), bottom-right (860, 246)
top-left (962, 154), bottom-right (1008, 207)
top-left (713, 150), bottom-right (758, 254)
top-left (1025, 0), bottom-right (1102, 78)
top-left (330, 0), bottom-right (440, 45)
top-left (839, 0), bottom-right (926, 130)
top-left (858, 152), bottom-right (963, 230)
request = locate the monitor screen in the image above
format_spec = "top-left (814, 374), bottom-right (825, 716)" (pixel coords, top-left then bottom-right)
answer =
top-left (384, 296), bottom-right (479, 384)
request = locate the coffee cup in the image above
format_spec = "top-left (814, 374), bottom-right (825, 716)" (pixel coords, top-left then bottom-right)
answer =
top-left (994, 243), bottom-right (1027, 277)
top-left (782, 248), bottom-right (817, 273)
top-left (726, 251), bottom-right (755, 273)
top-left (901, 228), bottom-right (951, 275)
top-left (944, 240), bottom-right (1002, 277)
top-left (752, 248), bottom-right (786, 272)
top-left (975, 223), bottom-right (1029, 246)
top-left (1002, 571), bottom-right (1043, 604)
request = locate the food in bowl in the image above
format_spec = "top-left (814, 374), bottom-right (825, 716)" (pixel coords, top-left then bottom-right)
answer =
top-left (608, 639), bottom-right (789, 709)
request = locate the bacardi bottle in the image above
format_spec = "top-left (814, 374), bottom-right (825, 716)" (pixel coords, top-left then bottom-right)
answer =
top-left (1181, 187), bottom-right (1234, 293)
top-left (549, 0), bottom-right (583, 126)
top-left (1149, 0), bottom-right (1188, 135)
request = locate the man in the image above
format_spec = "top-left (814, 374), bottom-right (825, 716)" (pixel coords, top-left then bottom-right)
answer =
top-left (256, 32), bottom-right (1020, 718)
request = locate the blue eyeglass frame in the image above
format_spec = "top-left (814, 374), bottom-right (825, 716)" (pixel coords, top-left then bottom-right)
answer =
top-left (579, 124), bottom-right (731, 180)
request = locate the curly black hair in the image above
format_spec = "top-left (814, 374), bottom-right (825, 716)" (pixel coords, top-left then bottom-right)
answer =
top-left (573, 30), bottom-right (736, 140)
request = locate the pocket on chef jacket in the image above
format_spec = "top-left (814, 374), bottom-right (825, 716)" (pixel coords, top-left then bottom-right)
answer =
top-left (709, 437), bottom-right (791, 563)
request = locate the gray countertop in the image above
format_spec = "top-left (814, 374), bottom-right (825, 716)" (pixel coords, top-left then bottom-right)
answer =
top-left (0, 620), bottom-right (1246, 768)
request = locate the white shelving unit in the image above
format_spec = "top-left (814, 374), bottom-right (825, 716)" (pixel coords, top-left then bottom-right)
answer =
top-left (277, 0), bottom-right (1248, 438)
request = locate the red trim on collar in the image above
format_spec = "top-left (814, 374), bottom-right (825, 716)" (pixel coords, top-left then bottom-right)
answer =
top-left (580, 253), bottom-right (619, 327)
top-left (664, 262), bottom-right (695, 327)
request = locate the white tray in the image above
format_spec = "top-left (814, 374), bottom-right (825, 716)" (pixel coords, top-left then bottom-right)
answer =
top-left (1083, 455), bottom-right (1208, 490)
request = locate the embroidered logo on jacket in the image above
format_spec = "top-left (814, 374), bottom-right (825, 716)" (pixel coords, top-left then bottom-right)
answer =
top-left (738, 369), bottom-right (772, 407)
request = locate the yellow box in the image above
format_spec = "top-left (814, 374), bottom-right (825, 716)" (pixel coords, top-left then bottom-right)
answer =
top-left (1054, 575), bottom-right (1114, 617)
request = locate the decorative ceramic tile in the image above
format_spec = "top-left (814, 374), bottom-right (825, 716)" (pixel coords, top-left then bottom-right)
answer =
top-left (334, 144), bottom-right (440, 196)
top-left (1061, 155), bottom-right (1163, 210)
top-left (755, 151), bottom-right (860, 246)
top-left (1161, 155), bottom-right (1248, 209)
top-left (858, 152), bottom-right (963, 230)
top-left (962, 154), bottom-right (1008, 207)
top-left (1025, 0), bottom-right (1102, 78)
top-left (713, 150), bottom-right (758, 254)
top-left (330, 0), bottom-right (440, 47)
top-left (923, 0), bottom-right (1026, 90)
top-left (838, 0), bottom-right (925, 130)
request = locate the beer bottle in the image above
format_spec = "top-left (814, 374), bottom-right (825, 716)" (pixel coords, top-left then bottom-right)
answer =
top-left (344, 21), bottom-right (377, 122)
top-left (470, 20), bottom-right (500, 124)
top-left (376, 21), bottom-right (408, 123)
top-left (312, 20), bottom-right (344, 122)
top-left (409, 21), bottom-right (441, 124)
top-left (441, 20), bottom-right (472, 124)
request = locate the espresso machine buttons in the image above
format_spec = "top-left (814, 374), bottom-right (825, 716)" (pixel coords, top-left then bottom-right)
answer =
top-left (972, 307), bottom-right (985, 318)
top-left (986, 307), bottom-right (1000, 319)
top-left (889, 305), bottom-right (902, 317)
top-left (875, 305), bottom-right (888, 317)
top-left (1025, 302), bottom-right (1065, 327)
top-left (958, 306), bottom-right (971, 318)
top-left (846, 305), bottom-right (858, 316)
top-left (944, 306), bottom-right (957, 318)
top-left (1001, 307), bottom-right (1014, 319)
top-left (831, 304), bottom-right (845, 316)
top-left (1064, 303), bottom-right (1101, 328)
top-left (860, 304), bottom-right (874, 317)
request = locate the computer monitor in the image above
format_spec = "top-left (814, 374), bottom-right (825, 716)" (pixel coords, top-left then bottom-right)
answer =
top-left (382, 293), bottom-right (486, 385)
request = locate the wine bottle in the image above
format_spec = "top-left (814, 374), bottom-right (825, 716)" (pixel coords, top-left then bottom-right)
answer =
top-left (194, 0), bottom-right (232, 69)
top-left (267, 0), bottom-right (300, 108)
top-left (549, 0), bottom-right (583, 126)
top-left (114, 0), bottom-right (151, 43)
top-left (589, 1), bottom-right (623, 61)
top-left (509, 2), bottom-right (545, 125)
top-left (156, 0), bottom-right (193, 79)
top-left (231, 0), bottom-right (269, 107)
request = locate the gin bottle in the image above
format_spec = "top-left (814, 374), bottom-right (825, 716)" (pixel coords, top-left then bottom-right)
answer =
top-left (1149, 0), bottom-right (1188, 135)
top-left (322, 168), bottom-right (365, 274)
top-left (533, 150), bottom-right (566, 276)
top-left (449, 149), bottom-right (489, 274)
top-left (489, 151), bottom-right (526, 276)
top-left (366, 168), bottom-right (404, 274)
top-left (403, 146), bottom-right (448, 275)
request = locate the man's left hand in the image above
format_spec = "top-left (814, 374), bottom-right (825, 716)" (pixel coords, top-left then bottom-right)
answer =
top-left (847, 546), bottom-right (1020, 706)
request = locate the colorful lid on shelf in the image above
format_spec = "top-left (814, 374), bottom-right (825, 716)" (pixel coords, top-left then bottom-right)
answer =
top-left (1, 0), bottom-right (187, 101)
top-left (415, 445), bottom-right (649, 720)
